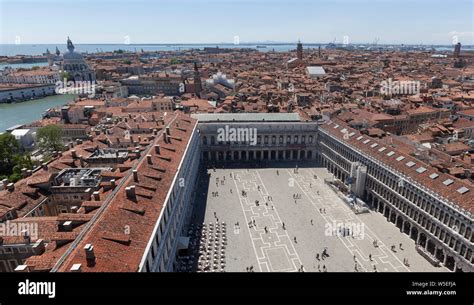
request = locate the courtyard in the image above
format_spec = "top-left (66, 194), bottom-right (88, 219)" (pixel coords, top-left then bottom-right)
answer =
top-left (187, 162), bottom-right (448, 272)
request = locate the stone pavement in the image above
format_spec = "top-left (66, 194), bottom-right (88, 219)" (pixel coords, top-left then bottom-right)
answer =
top-left (189, 164), bottom-right (448, 272)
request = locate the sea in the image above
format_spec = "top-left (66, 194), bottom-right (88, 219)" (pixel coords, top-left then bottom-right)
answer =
top-left (0, 43), bottom-right (465, 57)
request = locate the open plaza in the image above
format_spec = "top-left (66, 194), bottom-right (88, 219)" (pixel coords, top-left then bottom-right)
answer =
top-left (187, 162), bottom-right (447, 272)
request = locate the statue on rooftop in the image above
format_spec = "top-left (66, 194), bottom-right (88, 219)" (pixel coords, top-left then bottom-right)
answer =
top-left (67, 36), bottom-right (75, 53)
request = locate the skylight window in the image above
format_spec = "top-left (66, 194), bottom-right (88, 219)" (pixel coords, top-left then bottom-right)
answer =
top-left (429, 173), bottom-right (439, 179)
top-left (363, 139), bottom-right (370, 144)
top-left (378, 147), bottom-right (386, 152)
top-left (457, 187), bottom-right (469, 194)
top-left (443, 179), bottom-right (454, 186)
top-left (406, 161), bottom-right (415, 168)
top-left (357, 136), bottom-right (363, 140)
top-left (387, 151), bottom-right (395, 157)
top-left (416, 167), bottom-right (427, 173)
top-left (396, 156), bottom-right (405, 161)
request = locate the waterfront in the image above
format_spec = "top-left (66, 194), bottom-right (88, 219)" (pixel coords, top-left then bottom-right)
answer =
top-left (0, 62), bottom-right (48, 70)
top-left (1, 43), bottom-right (466, 57)
top-left (0, 94), bottom-right (75, 131)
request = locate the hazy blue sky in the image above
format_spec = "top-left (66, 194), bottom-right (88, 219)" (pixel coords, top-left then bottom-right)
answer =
top-left (1, 0), bottom-right (472, 44)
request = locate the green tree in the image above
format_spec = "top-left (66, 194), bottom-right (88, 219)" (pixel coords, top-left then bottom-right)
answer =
top-left (59, 71), bottom-right (71, 81)
top-left (170, 58), bottom-right (181, 65)
top-left (0, 133), bottom-right (19, 176)
top-left (37, 125), bottom-right (63, 152)
top-left (9, 154), bottom-right (34, 182)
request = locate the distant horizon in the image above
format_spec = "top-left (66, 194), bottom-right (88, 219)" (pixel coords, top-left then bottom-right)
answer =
top-left (1, 42), bottom-right (472, 46)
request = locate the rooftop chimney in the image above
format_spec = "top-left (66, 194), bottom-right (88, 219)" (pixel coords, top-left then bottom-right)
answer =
top-left (92, 191), bottom-right (100, 201)
top-left (7, 183), bottom-right (14, 192)
top-left (126, 185), bottom-right (136, 200)
top-left (2, 178), bottom-right (9, 190)
top-left (146, 154), bottom-right (152, 165)
top-left (84, 244), bottom-right (96, 263)
top-left (166, 126), bottom-right (170, 135)
top-left (71, 150), bottom-right (77, 158)
top-left (110, 179), bottom-right (116, 188)
top-left (21, 229), bottom-right (30, 244)
top-left (32, 239), bottom-right (45, 255)
top-left (42, 162), bottom-right (48, 171)
top-left (133, 170), bottom-right (139, 182)
top-left (62, 221), bottom-right (73, 232)
top-left (154, 145), bottom-right (161, 154)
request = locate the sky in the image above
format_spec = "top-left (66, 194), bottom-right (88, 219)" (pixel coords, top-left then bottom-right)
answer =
top-left (0, 0), bottom-right (473, 45)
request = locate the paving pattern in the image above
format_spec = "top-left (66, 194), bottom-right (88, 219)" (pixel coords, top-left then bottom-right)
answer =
top-left (189, 164), bottom-right (448, 272)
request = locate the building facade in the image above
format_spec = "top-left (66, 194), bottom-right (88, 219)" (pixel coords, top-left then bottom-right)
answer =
top-left (317, 120), bottom-right (473, 272)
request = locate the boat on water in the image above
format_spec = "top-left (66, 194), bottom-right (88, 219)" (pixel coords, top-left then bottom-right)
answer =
top-left (256, 45), bottom-right (267, 48)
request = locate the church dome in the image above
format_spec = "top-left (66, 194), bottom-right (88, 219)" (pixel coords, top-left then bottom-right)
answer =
top-left (63, 51), bottom-right (84, 61)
